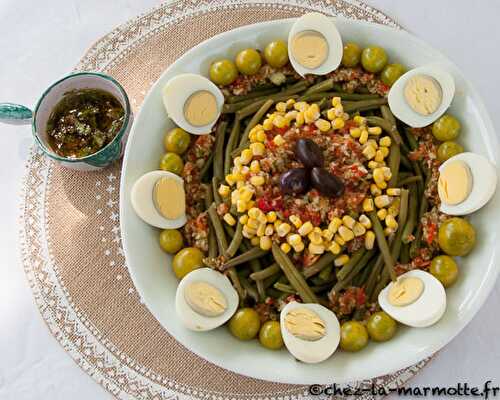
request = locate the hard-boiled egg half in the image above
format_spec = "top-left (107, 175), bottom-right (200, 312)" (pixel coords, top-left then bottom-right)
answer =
top-left (287, 12), bottom-right (343, 77)
top-left (131, 170), bottom-right (187, 229)
top-left (438, 152), bottom-right (497, 216)
top-left (388, 64), bottom-right (455, 128)
top-left (175, 268), bottom-right (239, 331)
top-left (378, 269), bottom-right (446, 328)
top-left (280, 301), bottom-right (340, 363)
top-left (162, 73), bottom-right (224, 135)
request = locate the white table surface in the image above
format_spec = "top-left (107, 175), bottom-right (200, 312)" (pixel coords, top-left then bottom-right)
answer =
top-left (1, 1), bottom-right (499, 399)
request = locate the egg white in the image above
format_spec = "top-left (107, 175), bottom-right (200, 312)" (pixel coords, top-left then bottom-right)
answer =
top-left (378, 269), bottom-right (446, 328)
top-left (162, 73), bottom-right (224, 135)
top-left (175, 268), bottom-right (239, 331)
top-left (388, 64), bottom-right (455, 128)
top-left (439, 152), bottom-right (498, 216)
top-left (280, 301), bottom-right (340, 364)
top-left (130, 170), bottom-right (187, 229)
top-left (287, 12), bottom-right (343, 77)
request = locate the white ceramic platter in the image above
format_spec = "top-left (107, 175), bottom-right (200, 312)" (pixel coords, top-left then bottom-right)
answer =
top-left (120, 18), bottom-right (500, 384)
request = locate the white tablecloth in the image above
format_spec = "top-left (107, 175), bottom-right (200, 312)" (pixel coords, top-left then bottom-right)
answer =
top-left (1, 1), bottom-right (499, 398)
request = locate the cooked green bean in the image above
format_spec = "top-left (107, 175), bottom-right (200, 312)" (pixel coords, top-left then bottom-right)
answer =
top-left (250, 263), bottom-right (280, 280)
top-left (248, 258), bottom-right (266, 302)
top-left (235, 94), bottom-right (298, 120)
top-left (224, 223), bottom-right (235, 238)
top-left (213, 121), bottom-right (228, 180)
top-left (207, 203), bottom-right (228, 254)
top-left (369, 211), bottom-right (397, 282)
top-left (390, 189), bottom-right (410, 262)
top-left (353, 257), bottom-right (377, 287)
top-left (318, 264), bottom-right (333, 282)
top-left (333, 249), bottom-right (375, 292)
top-left (397, 175), bottom-right (422, 186)
top-left (274, 282), bottom-right (296, 294)
top-left (211, 176), bottom-right (222, 206)
top-left (240, 275), bottom-right (259, 303)
top-left (336, 248), bottom-right (366, 281)
top-left (227, 268), bottom-right (245, 301)
top-left (387, 142), bottom-right (400, 187)
top-left (263, 272), bottom-right (282, 289)
top-left (303, 253), bottom-right (336, 279)
top-left (400, 153), bottom-right (412, 170)
top-left (343, 98), bottom-right (388, 113)
top-left (227, 87), bottom-right (279, 103)
top-left (238, 99), bottom-right (274, 148)
top-left (300, 91), bottom-right (379, 103)
top-left (403, 127), bottom-right (418, 150)
top-left (223, 98), bottom-right (259, 113)
top-left (199, 152), bottom-right (214, 181)
top-left (272, 244), bottom-right (318, 303)
top-left (222, 247), bottom-right (268, 270)
top-left (366, 254), bottom-right (384, 300)
top-left (224, 118), bottom-right (241, 176)
top-left (225, 222), bottom-right (243, 258)
top-left (400, 243), bottom-right (410, 264)
top-left (303, 78), bottom-right (334, 95)
top-left (401, 185), bottom-right (418, 244)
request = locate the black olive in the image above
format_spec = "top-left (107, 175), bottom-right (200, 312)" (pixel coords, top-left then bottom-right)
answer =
top-left (280, 168), bottom-right (310, 195)
top-left (311, 167), bottom-right (345, 197)
top-left (294, 138), bottom-right (324, 169)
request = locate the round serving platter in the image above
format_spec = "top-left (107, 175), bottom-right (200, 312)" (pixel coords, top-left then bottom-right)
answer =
top-left (120, 15), bottom-right (500, 385)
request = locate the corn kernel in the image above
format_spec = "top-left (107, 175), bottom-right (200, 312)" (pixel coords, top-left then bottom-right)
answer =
top-left (250, 142), bottom-right (265, 157)
top-left (273, 134), bottom-right (285, 146)
top-left (315, 118), bottom-right (331, 132)
top-left (368, 126), bottom-right (382, 135)
top-left (250, 175), bottom-right (265, 186)
top-left (370, 184), bottom-right (382, 196)
top-left (258, 213), bottom-right (268, 224)
top-left (359, 129), bottom-right (369, 144)
top-left (308, 230), bottom-right (323, 245)
top-left (249, 130), bottom-right (258, 143)
top-left (240, 166), bottom-right (250, 176)
top-left (257, 223), bottom-right (266, 237)
top-left (382, 167), bottom-right (392, 181)
top-left (362, 144), bottom-right (377, 159)
top-left (379, 146), bottom-right (390, 158)
top-left (322, 229), bottom-right (334, 241)
top-left (276, 102), bottom-right (287, 113)
top-left (296, 112), bottom-right (305, 127)
top-left (358, 214), bottom-right (372, 229)
top-left (353, 115), bottom-right (366, 125)
top-left (373, 167), bottom-right (385, 185)
top-left (294, 101), bottom-right (308, 112)
top-left (368, 161), bottom-right (383, 170)
top-left (260, 236), bottom-right (272, 250)
top-left (246, 200), bottom-right (255, 210)
top-left (376, 180), bottom-right (387, 189)
top-left (236, 180), bottom-right (245, 189)
top-left (385, 214), bottom-right (399, 230)
top-left (248, 207), bottom-right (261, 219)
top-left (240, 149), bottom-right (253, 164)
top-left (365, 231), bottom-right (375, 250)
top-left (353, 222), bottom-right (366, 237)
top-left (287, 233), bottom-right (302, 246)
top-left (338, 225), bottom-right (355, 242)
top-left (298, 221), bottom-right (314, 236)
top-left (388, 198), bottom-right (400, 217)
top-left (350, 127), bottom-right (361, 138)
top-left (334, 233), bottom-right (346, 246)
top-left (379, 136), bottom-right (391, 147)
top-left (286, 98), bottom-right (296, 108)
top-left (387, 188), bottom-right (401, 196)
top-left (327, 108), bottom-right (336, 121)
top-left (363, 198), bottom-right (375, 212)
top-left (223, 213), bottom-right (236, 226)
top-left (251, 236), bottom-right (260, 246)
top-left (277, 222), bottom-right (292, 237)
top-left (293, 242), bottom-right (305, 253)
top-left (239, 185), bottom-right (254, 201)
top-left (225, 174), bottom-right (236, 186)
top-left (328, 241), bottom-right (342, 255)
top-left (384, 227), bottom-right (396, 236)
top-left (375, 195), bottom-right (392, 208)
top-left (367, 139), bottom-right (379, 149)
top-left (266, 211), bottom-right (277, 223)
top-left (309, 243), bottom-right (325, 255)
top-left (263, 118), bottom-right (273, 130)
top-left (304, 104), bottom-right (320, 123)
top-left (332, 97), bottom-right (342, 107)
top-left (247, 217), bottom-right (259, 229)
top-left (285, 110), bottom-right (298, 121)
top-left (274, 115), bottom-right (289, 129)
top-left (238, 214), bottom-right (248, 225)
top-left (249, 160), bottom-right (261, 173)
top-left (274, 219), bottom-right (282, 230)
top-left (377, 208), bottom-right (388, 220)
top-left (265, 225), bottom-right (274, 236)
top-left (289, 215), bottom-right (302, 229)
top-left (334, 254), bottom-right (350, 267)
top-left (243, 225), bottom-right (256, 237)
top-left (237, 200), bottom-right (247, 213)
top-left (328, 217), bottom-right (342, 233)
top-left (374, 149), bottom-right (385, 163)
top-left (342, 215), bottom-right (356, 229)
top-left (256, 130), bottom-right (267, 142)
top-left (280, 242), bottom-right (291, 253)
top-left (331, 117), bottom-right (344, 130)
top-left (218, 184), bottom-right (230, 197)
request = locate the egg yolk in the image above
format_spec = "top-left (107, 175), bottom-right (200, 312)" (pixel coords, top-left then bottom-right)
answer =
top-left (291, 30), bottom-right (328, 69)
top-left (184, 90), bottom-right (218, 127)
top-left (284, 308), bottom-right (326, 341)
top-left (184, 281), bottom-right (227, 317)
top-left (438, 160), bottom-right (472, 205)
top-left (153, 177), bottom-right (185, 220)
top-left (404, 74), bottom-right (442, 115)
top-left (388, 277), bottom-right (424, 307)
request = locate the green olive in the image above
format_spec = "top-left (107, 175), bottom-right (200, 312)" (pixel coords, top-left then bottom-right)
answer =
top-left (381, 63), bottom-right (406, 86)
top-left (235, 49), bottom-right (262, 75)
top-left (264, 40), bottom-right (289, 68)
top-left (438, 217), bottom-right (476, 257)
top-left (432, 114), bottom-right (461, 141)
top-left (341, 42), bottom-right (362, 68)
top-left (172, 247), bottom-right (204, 279)
top-left (159, 229), bottom-right (184, 254)
top-left (367, 311), bottom-right (397, 342)
top-left (209, 59), bottom-right (238, 86)
top-left (159, 152), bottom-right (184, 175)
top-left (258, 320), bottom-right (284, 350)
top-left (437, 141), bottom-right (464, 162)
top-left (340, 321), bottom-right (369, 352)
top-left (430, 255), bottom-right (459, 287)
top-left (361, 46), bottom-right (388, 73)
top-left (164, 127), bottom-right (191, 155)
top-left (229, 308), bottom-right (261, 340)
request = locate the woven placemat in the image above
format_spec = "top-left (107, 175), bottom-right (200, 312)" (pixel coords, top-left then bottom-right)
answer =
top-left (19, 1), bottom-right (432, 399)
